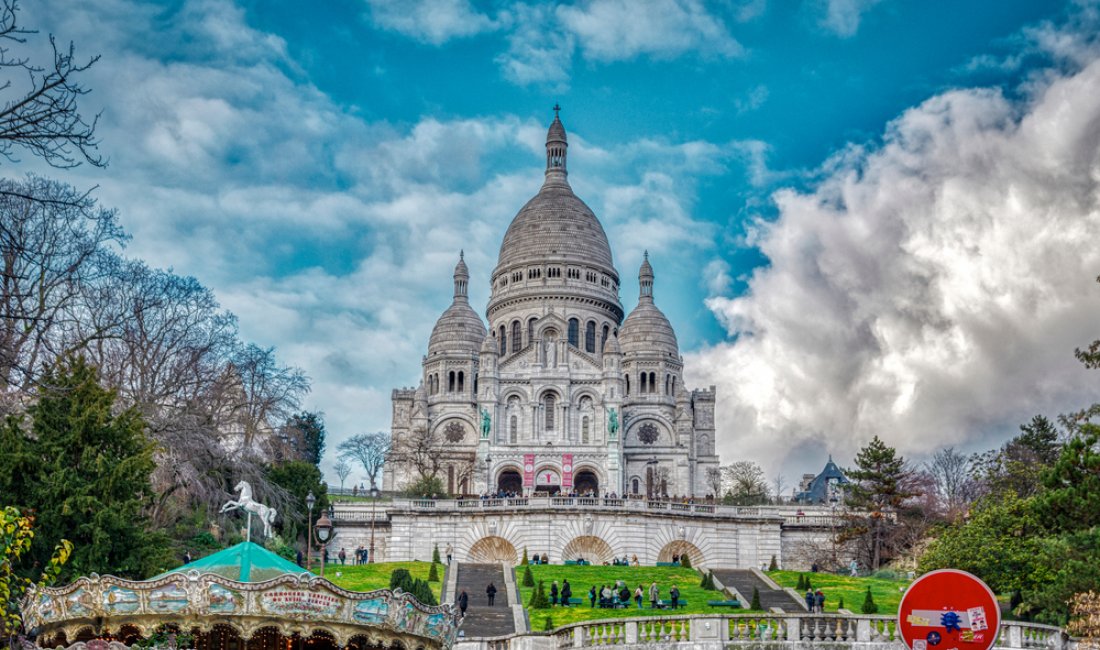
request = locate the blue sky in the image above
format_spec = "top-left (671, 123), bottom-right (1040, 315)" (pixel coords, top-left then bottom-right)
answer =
top-left (22, 0), bottom-right (1100, 486)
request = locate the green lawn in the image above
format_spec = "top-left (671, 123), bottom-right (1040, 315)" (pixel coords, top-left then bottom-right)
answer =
top-left (326, 561), bottom-right (445, 601)
top-left (516, 565), bottom-right (760, 627)
top-left (767, 571), bottom-right (911, 614)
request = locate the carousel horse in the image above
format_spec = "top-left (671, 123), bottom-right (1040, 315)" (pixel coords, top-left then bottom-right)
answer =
top-left (220, 480), bottom-right (278, 538)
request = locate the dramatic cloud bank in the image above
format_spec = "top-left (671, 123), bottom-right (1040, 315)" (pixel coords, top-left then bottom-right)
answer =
top-left (688, 23), bottom-right (1100, 475)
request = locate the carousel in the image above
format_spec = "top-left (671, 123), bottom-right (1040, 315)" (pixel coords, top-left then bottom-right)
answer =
top-left (21, 484), bottom-right (459, 650)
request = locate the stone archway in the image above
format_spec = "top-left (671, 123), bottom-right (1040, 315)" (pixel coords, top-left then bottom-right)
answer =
top-left (467, 536), bottom-right (519, 564)
top-left (657, 540), bottom-right (704, 567)
top-left (574, 469), bottom-right (599, 495)
top-left (561, 536), bottom-right (614, 564)
top-left (497, 469), bottom-right (522, 494)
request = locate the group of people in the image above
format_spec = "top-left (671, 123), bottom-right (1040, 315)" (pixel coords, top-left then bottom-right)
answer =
top-left (335, 545), bottom-right (370, 564)
top-left (456, 581), bottom-right (499, 618)
top-left (609, 555), bottom-right (638, 566)
top-left (582, 581), bottom-right (681, 609)
top-left (548, 580), bottom-right (574, 605)
top-left (805, 589), bottom-right (827, 612)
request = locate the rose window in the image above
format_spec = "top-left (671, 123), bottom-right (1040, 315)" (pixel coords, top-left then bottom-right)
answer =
top-left (638, 423), bottom-right (659, 444)
top-left (444, 421), bottom-right (465, 443)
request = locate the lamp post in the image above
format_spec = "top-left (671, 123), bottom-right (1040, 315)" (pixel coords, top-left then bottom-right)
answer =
top-left (314, 510), bottom-right (334, 578)
top-left (369, 486), bottom-right (380, 563)
top-left (306, 491), bottom-right (316, 571)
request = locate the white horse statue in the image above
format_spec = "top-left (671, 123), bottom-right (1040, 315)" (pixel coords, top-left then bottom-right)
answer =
top-left (220, 480), bottom-right (277, 539)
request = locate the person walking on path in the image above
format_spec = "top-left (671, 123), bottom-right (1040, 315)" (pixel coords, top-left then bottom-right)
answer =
top-left (805, 589), bottom-right (814, 612)
top-left (634, 585), bottom-right (644, 609)
top-left (815, 590), bottom-right (825, 613)
top-left (588, 585), bottom-right (597, 608)
top-left (445, 543), bottom-right (453, 565)
top-left (550, 581), bottom-right (559, 606)
top-left (648, 582), bottom-right (659, 609)
top-left (338, 548), bottom-right (346, 565)
top-left (486, 582), bottom-right (497, 606)
top-left (670, 584), bottom-right (680, 609)
top-left (458, 590), bottom-right (469, 618)
top-left (561, 579), bottom-right (572, 607)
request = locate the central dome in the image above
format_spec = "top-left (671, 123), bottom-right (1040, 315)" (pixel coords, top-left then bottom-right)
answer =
top-left (494, 114), bottom-right (615, 274)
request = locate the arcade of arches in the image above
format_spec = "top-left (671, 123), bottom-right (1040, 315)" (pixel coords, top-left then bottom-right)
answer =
top-left (494, 468), bottom-right (599, 495)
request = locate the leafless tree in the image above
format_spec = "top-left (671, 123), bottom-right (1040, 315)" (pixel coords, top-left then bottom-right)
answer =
top-left (705, 466), bottom-right (723, 498)
top-left (0, 0), bottom-right (104, 173)
top-left (339, 431), bottom-right (392, 491)
top-left (334, 459), bottom-right (352, 491)
top-left (723, 460), bottom-right (770, 505)
top-left (773, 472), bottom-right (788, 504)
top-left (925, 446), bottom-right (976, 521)
top-left (0, 175), bottom-right (124, 400)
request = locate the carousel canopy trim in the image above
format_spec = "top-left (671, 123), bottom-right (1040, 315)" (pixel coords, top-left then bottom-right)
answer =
top-left (152, 542), bottom-right (309, 583)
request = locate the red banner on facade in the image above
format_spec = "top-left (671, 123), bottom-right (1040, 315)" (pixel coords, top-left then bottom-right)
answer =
top-left (562, 454), bottom-right (574, 489)
top-left (523, 454), bottom-right (535, 488)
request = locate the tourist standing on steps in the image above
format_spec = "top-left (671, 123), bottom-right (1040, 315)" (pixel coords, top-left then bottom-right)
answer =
top-left (561, 579), bottom-right (572, 607)
top-left (634, 585), bottom-right (643, 609)
top-left (486, 582), bottom-right (497, 606)
top-left (805, 589), bottom-right (814, 612)
top-left (815, 590), bottom-right (825, 613)
top-left (550, 580), bottom-right (559, 606)
top-left (648, 582), bottom-right (659, 609)
top-left (445, 543), bottom-right (453, 565)
top-left (458, 590), bottom-right (469, 618)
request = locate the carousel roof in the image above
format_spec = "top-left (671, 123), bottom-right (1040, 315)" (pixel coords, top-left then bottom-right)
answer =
top-left (152, 542), bottom-right (309, 583)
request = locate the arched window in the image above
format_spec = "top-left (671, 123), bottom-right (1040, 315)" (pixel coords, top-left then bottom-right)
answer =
top-left (625, 374), bottom-right (630, 395)
top-left (457, 371), bottom-right (464, 393)
top-left (527, 318), bottom-right (536, 344)
top-left (447, 465), bottom-right (455, 495)
top-left (567, 318), bottom-right (579, 347)
top-left (544, 393), bottom-right (556, 430)
top-left (510, 415), bottom-right (518, 444)
top-left (499, 325), bottom-right (506, 355)
top-left (649, 372), bottom-right (657, 392)
top-left (640, 373), bottom-right (647, 394)
top-left (511, 321), bottom-right (521, 353)
top-left (665, 374), bottom-right (671, 395)
top-left (582, 416), bottom-right (590, 444)
top-left (448, 371), bottom-right (455, 392)
top-left (602, 324), bottom-right (610, 351)
top-left (585, 321), bottom-right (596, 353)
top-left (632, 478), bottom-right (640, 494)
top-left (671, 376), bottom-right (676, 395)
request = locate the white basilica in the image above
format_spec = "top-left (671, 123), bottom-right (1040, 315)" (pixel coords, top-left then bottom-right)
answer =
top-left (384, 112), bottom-right (719, 498)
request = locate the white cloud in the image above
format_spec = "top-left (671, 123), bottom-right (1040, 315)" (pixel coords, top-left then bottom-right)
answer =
top-left (687, 43), bottom-right (1100, 476)
top-left (818, 0), bottom-right (882, 38)
top-left (558, 0), bottom-right (742, 62)
top-left (365, 0), bottom-right (501, 45)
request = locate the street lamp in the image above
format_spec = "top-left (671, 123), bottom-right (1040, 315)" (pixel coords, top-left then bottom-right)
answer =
top-left (306, 491), bottom-right (316, 571)
top-left (314, 511), bottom-right (334, 578)
top-left (369, 486), bottom-right (380, 563)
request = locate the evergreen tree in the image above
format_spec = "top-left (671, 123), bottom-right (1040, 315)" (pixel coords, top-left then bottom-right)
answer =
top-left (845, 436), bottom-right (918, 569)
top-left (283, 411), bottom-right (326, 465)
top-left (796, 574), bottom-right (806, 591)
top-left (680, 553), bottom-right (692, 568)
top-left (9, 356), bottom-right (170, 580)
top-left (390, 568), bottom-right (412, 590)
top-left (1037, 425), bottom-right (1100, 533)
top-left (522, 564), bottom-right (535, 587)
top-left (543, 615), bottom-right (554, 631)
top-left (751, 586), bottom-right (761, 610)
top-left (266, 460), bottom-right (329, 542)
top-left (838, 596), bottom-right (845, 611)
top-left (521, 547), bottom-right (529, 565)
top-left (428, 562), bottom-right (439, 582)
top-left (433, 544), bottom-right (442, 564)
top-left (529, 580), bottom-right (549, 608)
top-left (861, 587), bottom-right (878, 614)
top-left (768, 555), bottom-right (778, 571)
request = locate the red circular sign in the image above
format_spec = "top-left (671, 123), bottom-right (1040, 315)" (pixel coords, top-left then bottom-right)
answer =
top-left (898, 570), bottom-right (1000, 650)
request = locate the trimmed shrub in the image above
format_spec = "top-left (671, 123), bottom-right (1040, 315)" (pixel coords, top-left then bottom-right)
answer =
top-left (861, 587), bottom-right (878, 614)
top-left (528, 580), bottom-right (549, 608)
top-left (390, 568), bottom-right (412, 591)
top-left (522, 564), bottom-right (535, 587)
top-left (543, 615), bottom-right (554, 631)
top-left (700, 570), bottom-right (716, 589)
top-left (521, 547), bottom-right (529, 565)
top-left (751, 586), bottom-right (761, 610)
top-left (428, 561), bottom-right (440, 582)
top-left (680, 553), bottom-right (692, 568)
top-left (433, 544), bottom-right (441, 564)
top-left (796, 574), bottom-right (806, 591)
top-left (838, 596), bottom-right (845, 610)
top-left (768, 555), bottom-right (779, 571)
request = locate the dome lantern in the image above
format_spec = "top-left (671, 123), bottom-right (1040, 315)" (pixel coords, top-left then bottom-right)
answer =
top-left (545, 103), bottom-right (567, 182)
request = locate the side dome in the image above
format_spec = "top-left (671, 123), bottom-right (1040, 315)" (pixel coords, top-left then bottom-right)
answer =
top-left (428, 253), bottom-right (487, 356)
top-left (495, 113), bottom-right (616, 274)
top-left (619, 252), bottom-right (679, 358)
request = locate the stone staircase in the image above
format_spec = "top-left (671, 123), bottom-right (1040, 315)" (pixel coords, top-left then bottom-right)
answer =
top-left (712, 569), bottom-right (805, 612)
top-left (455, 563), bottom-right (516, 638)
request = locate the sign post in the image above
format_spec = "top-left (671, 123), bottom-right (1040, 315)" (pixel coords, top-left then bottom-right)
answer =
top-left (898, 570), bottom-right (1001, 650)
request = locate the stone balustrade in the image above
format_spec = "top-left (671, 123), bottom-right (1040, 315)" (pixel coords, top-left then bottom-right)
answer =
top-left (453, 614), bottom-right (1075, 650)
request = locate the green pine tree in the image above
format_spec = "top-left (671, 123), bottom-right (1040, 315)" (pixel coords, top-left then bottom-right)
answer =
top-left (428, 561), bottom-right (440, 582)
top-left (522, 564), bottom-right (535, 587)
top-left (861, 587), bottom-right (878, 614)
top-left (838, 596), bottom-right (845, 611)
top-left (751, 586), bottom-right (761, 610)
top-left (768, 555), bottom-right (779, 571)
top-left (521, 547), bottom-right (529, 565)
top-left (796, 574), bottom-right (805, 591)
top-left (543, 615), bottom-right (554, 631)
top-left (845, 436), bottom-right (918, 569)
top-left (680, 553), bottom-right (692, 568)
top-left (390, 568), bottom-right (412, 590)
top-left (4, 356), bottom-right (170, 580)
top-left (433, 544), bottom-right (442, 564)
top-left (529, 580), bottom-right (549, 608)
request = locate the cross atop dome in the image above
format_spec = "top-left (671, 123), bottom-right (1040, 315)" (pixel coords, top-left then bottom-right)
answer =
top-left (553, 103), bottom-right (561, 118)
